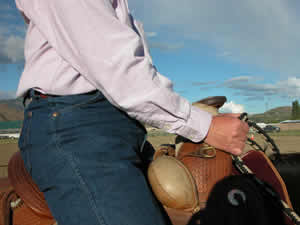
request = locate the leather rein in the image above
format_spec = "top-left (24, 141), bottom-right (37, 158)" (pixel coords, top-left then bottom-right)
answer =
top-left (234, 113), bottom-right (300, 225)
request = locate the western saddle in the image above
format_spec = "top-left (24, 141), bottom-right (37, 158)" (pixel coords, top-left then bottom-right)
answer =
top-left (0, 96), bottom-right (294, 225)
top-left (0, 151), bottom-right (55, 225)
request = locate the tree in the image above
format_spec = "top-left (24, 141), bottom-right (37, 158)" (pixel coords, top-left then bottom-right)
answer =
top-left (291, 100), bottom-right (300, 120)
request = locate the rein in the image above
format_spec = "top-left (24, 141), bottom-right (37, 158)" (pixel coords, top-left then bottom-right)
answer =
top-left (233, 113), bottom-right (300, 225)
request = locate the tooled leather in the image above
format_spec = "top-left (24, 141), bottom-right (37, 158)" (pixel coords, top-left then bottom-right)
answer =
top-left (177, 142), bottom-right (232, 208)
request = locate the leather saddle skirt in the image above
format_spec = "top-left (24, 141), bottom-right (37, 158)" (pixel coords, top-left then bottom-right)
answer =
top-left (6, 151), bottom-right (56, 225)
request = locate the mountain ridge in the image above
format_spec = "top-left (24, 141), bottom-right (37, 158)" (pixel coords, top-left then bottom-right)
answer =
top-left (0, 98), bottom-right (293, 123)
top-left (248, 106), bottom-right (292, 123)
top-left (0, 98), bottom-right (24, 122)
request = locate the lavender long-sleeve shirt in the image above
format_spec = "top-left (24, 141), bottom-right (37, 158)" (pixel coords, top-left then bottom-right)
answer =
top-left (15, 0), bottom-right (212, 142)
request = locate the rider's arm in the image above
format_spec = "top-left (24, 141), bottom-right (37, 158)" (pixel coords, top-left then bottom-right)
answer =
top-left (15, 0), bottom-right (212, 142)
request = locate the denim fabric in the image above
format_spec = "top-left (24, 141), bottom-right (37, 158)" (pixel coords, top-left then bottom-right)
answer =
top-left (18, 90), bottom-right (168, 225)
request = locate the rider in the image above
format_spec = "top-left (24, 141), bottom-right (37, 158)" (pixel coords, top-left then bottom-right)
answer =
top-left (15, 0), bottom-right (249, 225)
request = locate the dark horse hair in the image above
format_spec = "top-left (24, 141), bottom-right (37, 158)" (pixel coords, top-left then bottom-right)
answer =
top-left (188, 174), bottom-right (286, 225)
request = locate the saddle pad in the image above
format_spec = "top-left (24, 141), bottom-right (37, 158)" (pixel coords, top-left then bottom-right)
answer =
top-left (240, 150), bottom-right (292, 208)
top-left (235, 150), bottom-right (294, 225)
top-left (271, 152), bottom-right (300, 216)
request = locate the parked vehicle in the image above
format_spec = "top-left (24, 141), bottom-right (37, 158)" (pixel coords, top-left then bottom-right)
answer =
top-left (263, 125), bottom-right (280, 133)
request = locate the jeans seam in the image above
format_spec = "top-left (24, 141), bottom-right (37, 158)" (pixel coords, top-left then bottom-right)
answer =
top-left (53, 133), bottom-right (107, 225)
top-left (19, 110), bottom-right (33, 173)
top-left (25, 111), bottom-right (32, 148)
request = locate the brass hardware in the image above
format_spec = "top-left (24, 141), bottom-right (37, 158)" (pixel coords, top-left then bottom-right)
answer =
top-left (52, 112), bottom-right (59, 118)
top-left (186, 144), bottom-right (216, 158)
top-left (27, 111), bottom-right (32, 117)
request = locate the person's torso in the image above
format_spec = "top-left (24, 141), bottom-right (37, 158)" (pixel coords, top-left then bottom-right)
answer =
top-left (16, 0), bottom-right (148, 97)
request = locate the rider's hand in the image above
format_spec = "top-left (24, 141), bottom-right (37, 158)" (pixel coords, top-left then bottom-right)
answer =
top-left (203, 113), bottom-right (249, 155)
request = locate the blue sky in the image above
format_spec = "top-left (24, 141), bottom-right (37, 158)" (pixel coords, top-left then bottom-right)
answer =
top-left (1, 0), bottom-right (300, 114)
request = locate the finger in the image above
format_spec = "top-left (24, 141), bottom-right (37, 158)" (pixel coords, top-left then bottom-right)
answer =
top-left (230, 147), bottom-right (243, 156)
top-left (231, 141), bottom-right (246, 155)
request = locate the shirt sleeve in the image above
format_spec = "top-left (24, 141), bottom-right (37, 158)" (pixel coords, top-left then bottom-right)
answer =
top-left (15, 0), bottom-right (212, 142)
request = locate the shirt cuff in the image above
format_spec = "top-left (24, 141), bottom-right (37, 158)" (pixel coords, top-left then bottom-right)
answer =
top-left (175, 105), bottom-right (213, 142)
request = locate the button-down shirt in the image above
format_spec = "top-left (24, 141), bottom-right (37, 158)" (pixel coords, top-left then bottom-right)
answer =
top-left (15, 0), bottom-right (212, 142)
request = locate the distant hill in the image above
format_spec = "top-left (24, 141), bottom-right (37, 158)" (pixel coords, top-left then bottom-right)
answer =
top-left (0, 98), bottom-right (294, 124)
top-left (0, 98), bottom-right (24, 122)
top-left (248, 106), bottom-right (292, 123)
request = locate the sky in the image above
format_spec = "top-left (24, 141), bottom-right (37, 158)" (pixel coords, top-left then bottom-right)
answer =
top-left (1, 0), bottom-right (300, 114)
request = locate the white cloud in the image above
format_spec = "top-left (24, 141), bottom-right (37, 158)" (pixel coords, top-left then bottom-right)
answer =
top-left (225, 76), bottom-right (252, 83)
top-left (0, 34), bottom-right (24, 64)
top-left (3, 35), bottom-right (24, 63)
top-left (0, 1), bottom-right (26, 64)
top-left (129, 0), bottom-right (300, 74)
top-left (222, 76), bottom-right (300, 100)
top-left (149, 42), bottom-right (184, 51)
top-left (145, 32), bottom-right (157, 38)
top-left (276, 77), bottom-right (300, 98)
top-left (220, 101), bottom-right (245, 113)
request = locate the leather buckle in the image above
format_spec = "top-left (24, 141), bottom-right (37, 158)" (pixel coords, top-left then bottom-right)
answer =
top-left (186, 144), bottom-right (216, 158)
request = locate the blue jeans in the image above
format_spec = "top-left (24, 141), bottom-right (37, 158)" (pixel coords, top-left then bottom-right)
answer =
top-left (19, 90), bottom-right (168, 225)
